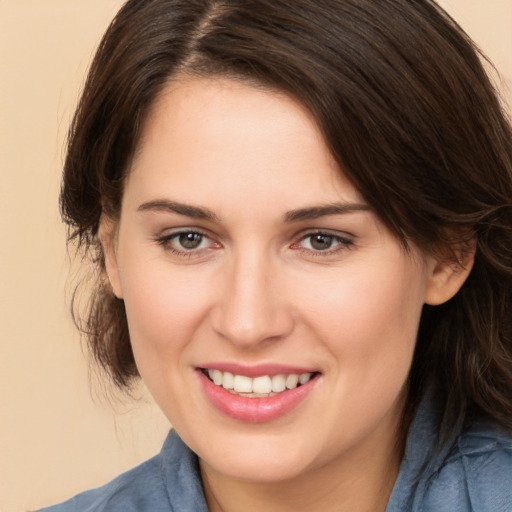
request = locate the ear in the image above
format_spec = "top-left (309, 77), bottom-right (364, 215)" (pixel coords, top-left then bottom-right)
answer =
top-left (423, 239), bottom-right (476, 306)
top-left (98, 214), bottom-right (123, 299)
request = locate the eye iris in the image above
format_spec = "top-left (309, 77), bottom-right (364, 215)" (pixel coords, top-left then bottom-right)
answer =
top-left (310, 234), bottom-right (333, 250)
top-left (179, 233), bottom-right (203, 249)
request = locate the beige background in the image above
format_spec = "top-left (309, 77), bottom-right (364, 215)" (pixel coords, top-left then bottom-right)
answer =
top-left (0, 1), bottom-right (510, 511)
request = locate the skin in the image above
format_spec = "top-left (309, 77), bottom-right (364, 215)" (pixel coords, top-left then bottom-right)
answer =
top-left (100, 76), bottom-right (473, 512)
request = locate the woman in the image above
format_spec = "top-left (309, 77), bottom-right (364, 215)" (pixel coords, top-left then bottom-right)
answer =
top-left (41, 0), bottom-right (512, 510)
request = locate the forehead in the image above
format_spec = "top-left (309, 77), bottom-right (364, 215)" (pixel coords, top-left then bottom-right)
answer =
top-left (126, 76), bottom-right (364, 211)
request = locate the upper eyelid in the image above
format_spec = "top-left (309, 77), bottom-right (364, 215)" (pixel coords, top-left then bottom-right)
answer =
top-left (155, 230), bottom-right (217, 256)
top-left (292, 229), bottom-right (355, 251)
top-left (155, 229), bottom-right (207, 244)
top-left (298, 233), bottom-right (353, 245)
top-left (155, 227), bottom-right (353, 238)
top-left (154, 227), bottom-right (355, 247)
top-left (156, 226), bottom-right (212, 239)
top-left (294, 227), bottom-right (355, 241)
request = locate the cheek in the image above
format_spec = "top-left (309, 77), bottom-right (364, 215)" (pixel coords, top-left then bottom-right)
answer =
top-left (118, 257), bottom-right (212, 362)
top-left (297, 257), bottom-right (426, 368)
top-left (118, 261), bottom-right (217, 424)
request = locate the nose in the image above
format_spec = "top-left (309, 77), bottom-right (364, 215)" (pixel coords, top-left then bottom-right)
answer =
top-left (210, 251), bottom-right (294, 348)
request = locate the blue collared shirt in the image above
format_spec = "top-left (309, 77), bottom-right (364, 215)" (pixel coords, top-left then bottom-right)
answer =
top-left (39, 395), bottom-right (512, 511)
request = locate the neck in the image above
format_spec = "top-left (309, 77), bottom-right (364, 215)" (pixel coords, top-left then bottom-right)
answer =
top-left (200, 425), bottom-right (402, 512)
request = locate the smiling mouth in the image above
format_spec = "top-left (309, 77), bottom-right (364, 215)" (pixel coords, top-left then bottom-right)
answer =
top-left (201, 369), bottom-right (319, 397)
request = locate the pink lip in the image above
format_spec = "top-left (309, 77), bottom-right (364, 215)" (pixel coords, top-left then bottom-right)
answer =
top-left (197, 368), bottom-right (319, 423)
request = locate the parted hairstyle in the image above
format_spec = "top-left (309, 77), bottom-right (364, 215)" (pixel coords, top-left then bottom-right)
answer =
top-left (63, 0), bottom-right (512, 439)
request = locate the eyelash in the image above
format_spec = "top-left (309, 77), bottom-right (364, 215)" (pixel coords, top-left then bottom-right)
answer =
top-left (155, 229), bottom-right (215, 258)
top-left (154, 229), bottom-right (354, 258)
top-left (291, 230), bottom-right (354, 257)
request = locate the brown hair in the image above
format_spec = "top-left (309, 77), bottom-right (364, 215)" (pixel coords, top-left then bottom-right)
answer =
top-left (63, 0), bottom-right (512, 438)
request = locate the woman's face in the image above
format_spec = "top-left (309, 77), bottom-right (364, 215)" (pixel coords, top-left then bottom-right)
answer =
top-left (103, 76), bottom-right (442, 483)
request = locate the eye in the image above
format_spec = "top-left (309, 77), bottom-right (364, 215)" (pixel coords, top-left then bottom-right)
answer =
top-left (305, 233), bottom-right (338, 251)
top-left (177, 232), bottom-right (204, 250)
top-left (291, 230), bottom-right (353, 256)
top-left (155, 229), bottom-right (217, 256)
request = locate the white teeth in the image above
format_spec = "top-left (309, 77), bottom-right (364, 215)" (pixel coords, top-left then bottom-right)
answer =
top-left (299, 372), bottom-right (312, 385)
top-left (222, 371), bottom-right (234, 390)
top-left (252, 376), bottom-right (272, 394)
top-left (206, 369), bottom-right (315, 395)
top-left (212, 369), bottom-right (223, 386)
top-left (285, 373), bottom-right (299, 389)
top-left (233, 375), bottom-right (253, 393)
top-left (271, 374), bottom-right (286, 393)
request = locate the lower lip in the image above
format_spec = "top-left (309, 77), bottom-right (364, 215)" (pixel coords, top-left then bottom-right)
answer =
top-left (198, 370), bottom-right (318, 423)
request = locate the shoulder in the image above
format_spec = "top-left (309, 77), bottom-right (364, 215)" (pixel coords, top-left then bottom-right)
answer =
top-left (38, 454), bottom-right (169, 512)
top-left (422, 422), bottom-right (512, 511)
top-left (37, 431), bottom-right (207, 512)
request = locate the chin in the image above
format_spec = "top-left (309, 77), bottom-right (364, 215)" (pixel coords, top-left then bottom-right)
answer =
top-left (203, 452), bottom-right (310, 484)
top-left (192, 426), bottom-right (320, 484)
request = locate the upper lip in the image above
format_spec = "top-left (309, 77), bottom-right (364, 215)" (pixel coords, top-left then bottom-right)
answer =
top-left (198, 362), bottom-right (319, 378)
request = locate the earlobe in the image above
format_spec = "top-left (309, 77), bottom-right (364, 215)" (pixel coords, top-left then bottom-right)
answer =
top-left (424, 240), bottom-right (476, 306)
top-left (98, 215), bottom-right (123, 299)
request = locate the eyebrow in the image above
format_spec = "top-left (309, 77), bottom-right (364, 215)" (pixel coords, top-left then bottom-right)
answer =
top-left (137, 200), bottom-right (220, 222)
top-left (284, 202), bottom-right (370, 222)
top-left (137, 199), bottom-right (370, 223)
